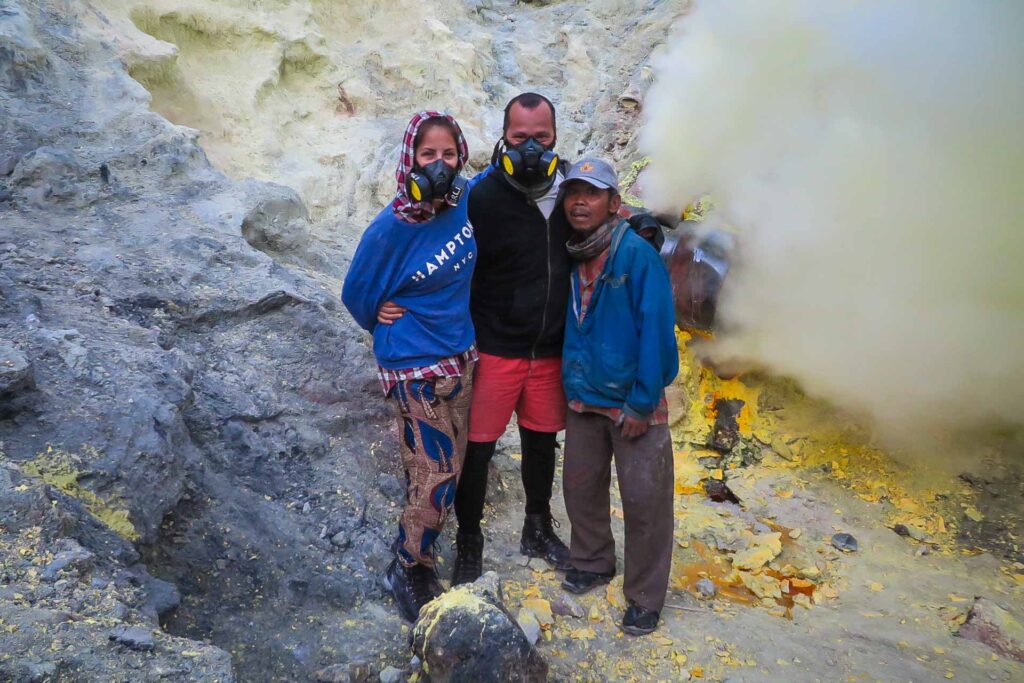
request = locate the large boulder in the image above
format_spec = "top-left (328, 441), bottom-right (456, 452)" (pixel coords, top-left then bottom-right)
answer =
top-left (0, 340), bottom-right (34, 399)
top-left (8, 146), bottom-right (85, 205)
top-left (237, 178), bottom-right (336, 274)
top-left (240, 179), bottom-right (311, 256)
top-left (412, 572), bottom-right (547, 683)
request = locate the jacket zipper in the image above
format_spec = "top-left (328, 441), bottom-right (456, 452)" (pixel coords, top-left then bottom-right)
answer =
top-left (530, 213), bottom-right (552, 359)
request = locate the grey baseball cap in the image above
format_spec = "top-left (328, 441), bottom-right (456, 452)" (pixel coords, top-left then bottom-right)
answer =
top-left (563, 157), bottom-right (619, 193)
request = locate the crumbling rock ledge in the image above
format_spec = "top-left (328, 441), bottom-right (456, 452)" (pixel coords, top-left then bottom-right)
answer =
top-left (0, 464), bottom-right (234, 682)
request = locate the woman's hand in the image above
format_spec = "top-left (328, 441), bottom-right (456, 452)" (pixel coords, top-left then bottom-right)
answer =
top-left (620, 415), bottom-right (649, 439)
top-left (377, 301), bottom-right (407, 325)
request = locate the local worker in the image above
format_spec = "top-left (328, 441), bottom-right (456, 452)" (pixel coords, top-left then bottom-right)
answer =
top-left (557, 157), bottom-right (679, 635)
top-left (341, 111), bottom-right (476, 622)
top-left (379, 92), bottom-right (573, 583)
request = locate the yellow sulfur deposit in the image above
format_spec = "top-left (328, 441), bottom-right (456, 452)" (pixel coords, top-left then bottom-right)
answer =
top-left (21, 446), bottom-right (139, 541)
top-left (520, 597), bottom-right (554, 628)
top-left (664, 332), bottom-right (980, 617)
top-left (731, 532), bottom-right (782, 571)
top-left (670, 332), bottom-right (964, 548)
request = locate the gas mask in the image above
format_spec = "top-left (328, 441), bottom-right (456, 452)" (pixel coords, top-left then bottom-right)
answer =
top-left (406, 159), bottom-right (464, 205)
top-left (499, 137), bottom-right (559, 185)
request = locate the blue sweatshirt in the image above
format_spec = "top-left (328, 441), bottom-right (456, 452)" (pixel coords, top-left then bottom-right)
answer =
top-left (342, 198), bottom-right (476, 369)
top-left (562, 222), bottom-right (679, 419)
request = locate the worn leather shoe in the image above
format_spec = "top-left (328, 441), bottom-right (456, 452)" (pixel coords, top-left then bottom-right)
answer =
top-left (621, 601), bottom-right (660, 635)
top-left (520, 513), bottom-right (571, 570)
top-left (561, 566), bottom-right (615, 595)
top-left (451, 531), bottom-right (485, 586)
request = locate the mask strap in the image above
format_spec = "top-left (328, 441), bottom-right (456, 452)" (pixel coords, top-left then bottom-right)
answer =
top-left (491, 139), bottom-right (506, 167)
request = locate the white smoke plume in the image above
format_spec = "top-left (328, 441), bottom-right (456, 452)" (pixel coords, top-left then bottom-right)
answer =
top-left (641, 0), bottom-right (1024, 442)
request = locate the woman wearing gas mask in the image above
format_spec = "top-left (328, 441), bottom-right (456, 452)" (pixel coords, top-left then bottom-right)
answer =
top-left (341, 111), bottom-right (477, 622)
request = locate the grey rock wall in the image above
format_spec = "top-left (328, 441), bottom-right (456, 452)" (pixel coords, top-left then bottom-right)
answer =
top-left (1, 0), bottom-right (392, 678)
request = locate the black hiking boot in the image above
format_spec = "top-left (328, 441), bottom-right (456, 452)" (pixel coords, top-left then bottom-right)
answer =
top-left (383, 558), bottom-right (437, 622)
top-left (451, 531), bottom-right (485, 586)
top-left (425, 563), bottom-right (445, 599)
top-left (621, 601), bottom-right (660, 635)
top-left (561, 566), bottom-right (616, 595)
top-left (520, 513), bottom-right (571, 570)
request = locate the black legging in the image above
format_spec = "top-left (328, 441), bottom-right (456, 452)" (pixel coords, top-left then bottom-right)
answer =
top-left (455, 426), bottom-right (558, 534)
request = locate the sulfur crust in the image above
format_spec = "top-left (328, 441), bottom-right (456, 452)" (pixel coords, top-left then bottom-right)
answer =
top-left (21, 446), bottom-right (140, 542)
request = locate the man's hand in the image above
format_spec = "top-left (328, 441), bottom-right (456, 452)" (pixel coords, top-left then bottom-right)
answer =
top-left (620, 415), bottom-right (649, 439)
top-left (377, 301), bottom-right (406, 325)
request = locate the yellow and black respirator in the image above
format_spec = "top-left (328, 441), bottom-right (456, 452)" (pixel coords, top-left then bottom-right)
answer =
top-left (406, 159), bottom-right (466, 206)
top-left (494, 137), bottom-right (559, 182)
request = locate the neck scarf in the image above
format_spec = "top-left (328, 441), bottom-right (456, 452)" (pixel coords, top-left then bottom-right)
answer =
top-left (567, 217), bottom-right (617, 262)
top-left (390, 111), bottom-right (469, 224)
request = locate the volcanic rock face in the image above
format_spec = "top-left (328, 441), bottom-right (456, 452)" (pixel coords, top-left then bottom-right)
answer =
top-left (1, 0), bottom-right (384, 541)
top-left (87, 0), bottom-right (686, 236)
top-left (0, 0), bottom-right (390, 677)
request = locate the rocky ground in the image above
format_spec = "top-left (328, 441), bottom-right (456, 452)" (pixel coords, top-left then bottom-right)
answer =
top-left (2, 0), bottom-right (1022, 682)
top-left (366, 348), bottom-right (1023, 683)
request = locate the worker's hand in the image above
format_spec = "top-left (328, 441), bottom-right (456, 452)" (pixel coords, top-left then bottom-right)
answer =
top-left (620, 415), bottom-right (649, 439)
top-left (377, 301), bottom-right (406, 325)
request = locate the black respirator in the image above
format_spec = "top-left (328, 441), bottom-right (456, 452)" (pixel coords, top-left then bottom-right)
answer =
top-left (494, 137), bottom-right (559, 183)
top-left (406, 159), bottom-right (466, 206)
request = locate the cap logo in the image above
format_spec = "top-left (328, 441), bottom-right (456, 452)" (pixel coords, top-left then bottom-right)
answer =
top-left (580, 162), bottom-right (594, 172)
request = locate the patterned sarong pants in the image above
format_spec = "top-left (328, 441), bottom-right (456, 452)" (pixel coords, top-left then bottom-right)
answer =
top-left (386, 362), bottom-right (475, 568)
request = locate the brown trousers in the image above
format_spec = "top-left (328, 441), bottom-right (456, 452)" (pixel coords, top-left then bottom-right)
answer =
top-left (386, 363), bottom-right (474, 568)
top-left (562, 410), bottom-right (674, 612)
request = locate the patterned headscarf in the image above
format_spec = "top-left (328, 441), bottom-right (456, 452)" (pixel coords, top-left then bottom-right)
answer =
top-left (390, 111), bottom-right (469, 224)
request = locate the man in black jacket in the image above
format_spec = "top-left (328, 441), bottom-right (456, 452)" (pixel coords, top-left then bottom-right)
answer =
top-left (453, 93), bottom-right (573, 584)
top-left (377, 93), bottom-right (573, 584)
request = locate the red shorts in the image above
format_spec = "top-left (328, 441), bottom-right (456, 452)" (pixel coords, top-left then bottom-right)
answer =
top-left (468, 352), bottom-right (567, 441)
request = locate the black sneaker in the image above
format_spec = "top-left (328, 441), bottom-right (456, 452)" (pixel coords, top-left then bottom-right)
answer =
top-left (561, 566), bottom-right (615, 595)
top-left (621, 601), bottom-right (660, 635)
top-left (520, 513), bottom-right (571, 570)
top-left (383, 558), bottom-right (436, 622)
top-left (451, 531), bottom-right (484, 586)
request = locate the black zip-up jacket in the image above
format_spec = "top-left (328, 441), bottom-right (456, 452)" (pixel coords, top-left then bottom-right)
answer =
top-left (468, 171), bottom-right (572, 358)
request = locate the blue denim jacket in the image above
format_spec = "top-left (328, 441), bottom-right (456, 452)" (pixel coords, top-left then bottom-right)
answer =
top-left (562, 222), bottom-right (679, 419)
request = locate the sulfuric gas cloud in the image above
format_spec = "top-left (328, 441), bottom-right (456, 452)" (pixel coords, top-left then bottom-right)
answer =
top-left (641, 0), bottom-right (1024, 444)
